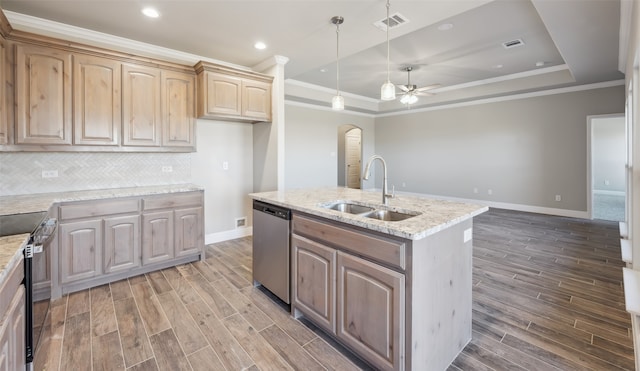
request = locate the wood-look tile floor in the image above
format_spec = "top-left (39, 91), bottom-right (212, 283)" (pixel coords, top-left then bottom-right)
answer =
top-left (34, 209), bottom-right (634, 370)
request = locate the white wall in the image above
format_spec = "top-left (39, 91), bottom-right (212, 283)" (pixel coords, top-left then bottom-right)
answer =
top-left (592, 116), bottom-right (625, 193)
top-left (191, 119), bottom-right (254, 239)
top-left (375, 86), bottom-right (624, 214)
top-left (284, 103), bottom-right (376, 190)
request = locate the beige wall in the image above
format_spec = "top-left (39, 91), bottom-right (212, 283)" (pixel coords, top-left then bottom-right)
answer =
top-left (284, 104), bottom-right (376, 190)
top-left (375, 86), bottom-right (624, 213)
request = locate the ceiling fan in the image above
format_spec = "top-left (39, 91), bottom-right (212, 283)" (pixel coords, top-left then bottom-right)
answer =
top-left (398, 66), bottom-right (440, 105)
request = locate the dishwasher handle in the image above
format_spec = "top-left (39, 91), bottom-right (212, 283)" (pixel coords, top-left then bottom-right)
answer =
top-left (253, 201), bottom-right (291, 220)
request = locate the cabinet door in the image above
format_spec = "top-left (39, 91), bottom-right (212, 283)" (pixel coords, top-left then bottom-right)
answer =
top-left (174, 207), bottom-right (203, 258)
top-left (15, 44), bottom-right (72, 145)
top-left (203, 72), bottom-right (241, 116)
top-left (292, 234), bottom-right (336, 334)
top-left (162, 70), bottom-right (195, 147)
top-left (122, 64), bottom-right (161, 146)
top-left (59, 220), bottom-right (102, 284)
top-left (0, 35), bottom-right (6, 145)
top-left (142, 211), bottom-right (174, 265)
top-left (337, 252), bottom-right (404, 371)
top-left (104, 215), bottom-right (140, 274)
top-left (241, 79), bottom-right (271, 121)
top-left (0, 285), bottom-right (25, 371)
top-left (73, 54), bottom-right (121, 145)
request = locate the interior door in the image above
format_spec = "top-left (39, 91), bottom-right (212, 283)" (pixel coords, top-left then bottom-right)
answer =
top-left (345, 128), bottom-right (362, 189)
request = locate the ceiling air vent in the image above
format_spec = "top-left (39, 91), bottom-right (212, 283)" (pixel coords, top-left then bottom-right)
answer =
top-left (502, 39), bottom-right (525, 49)
top-left (374, 12), bottom-right (410, 31)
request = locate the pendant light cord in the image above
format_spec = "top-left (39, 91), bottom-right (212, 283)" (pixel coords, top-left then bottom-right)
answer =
top-left (336, 22), bottom-right (340, 95)
top-left (386, 0), bottom-right (390, 83)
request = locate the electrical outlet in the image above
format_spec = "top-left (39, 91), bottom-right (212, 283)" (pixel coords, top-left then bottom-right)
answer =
top-left (162, 166), bottom-right (173, 173)
top-left (222, 161), bottom-right (229, 170)
top-left (487, 189), bottom-right (493, 195)
top-left (604, 180), bottom-right (610, 186)
top-left (473, 187), bottom-right (478, 194)
top-left (402, 182), bottom-right (406, 188)
top-left (41, 170), bottom-right (58, 178)
top-left (555, 195), bottom-right (562, 201)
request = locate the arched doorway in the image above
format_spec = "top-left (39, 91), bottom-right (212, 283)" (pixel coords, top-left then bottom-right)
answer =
top-left (337, 125), bottom-right (362, 189)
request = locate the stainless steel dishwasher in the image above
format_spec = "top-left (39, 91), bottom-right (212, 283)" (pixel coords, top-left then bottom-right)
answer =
top-left (252, 200), bottom-right (291, 303)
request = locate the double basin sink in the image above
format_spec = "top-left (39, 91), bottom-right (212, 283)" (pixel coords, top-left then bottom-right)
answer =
top-left (321, 201), bottom-right (420, 222)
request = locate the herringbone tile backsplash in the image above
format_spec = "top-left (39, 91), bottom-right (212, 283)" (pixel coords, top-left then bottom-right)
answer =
top-left (0, 152), bottom-right (192, 196)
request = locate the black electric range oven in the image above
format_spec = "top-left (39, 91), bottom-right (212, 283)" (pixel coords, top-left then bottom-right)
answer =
top-left (0, 211), bottom-right (57, 370)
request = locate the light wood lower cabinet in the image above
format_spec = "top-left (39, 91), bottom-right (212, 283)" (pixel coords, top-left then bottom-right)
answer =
top-left (336, 252), bottom-right (404, 371)
top-left (53, 190), bottom-right (203, 298)
top-left (292, 234), bottom-right (336, 334)
top-left (59, 219), bottom-right (102, 284)
top-left (0, 253), bottom-right (25, 371)
top-left (142, 210), bottom-right (174, 265)
top-left (104, 215), bottom-right (140, 274)
top-left (292, 214), bottom-right (405, 371)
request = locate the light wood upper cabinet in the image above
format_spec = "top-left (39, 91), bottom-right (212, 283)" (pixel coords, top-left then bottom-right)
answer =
top-left (242, 79), bottom-right (271, 121)
top-left (15, 44), bottom-right (72, 145)
top-left (73, 54), bottom-right (121, 146)
top-left (0, 34), bottom-right (7, 145)
top-left (195, 61), bottom-right (273, 123)
top-left (122, 64), bottom-right (161, 146)
top-left (161, 70), bottom-right (195, 147)
top-left (198, 72), bottom-right (242, 117)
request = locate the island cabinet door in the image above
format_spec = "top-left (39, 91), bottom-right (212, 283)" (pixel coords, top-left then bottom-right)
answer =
top-left (292, 234), bottom-right (336, 334)
top-left (336, 251), bottom-right (405, 371)
top-left (103, 215), bottom-right (141, 274)
top-left (142, 210), bottom-right (174, 265)
top-left (59, 220), bottom-right (103, 284)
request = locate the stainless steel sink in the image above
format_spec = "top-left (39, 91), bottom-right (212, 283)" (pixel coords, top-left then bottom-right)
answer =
top-left (326, 202), bottom-right (374, 214)
top-left (362, 209), bottom-right (418, 221)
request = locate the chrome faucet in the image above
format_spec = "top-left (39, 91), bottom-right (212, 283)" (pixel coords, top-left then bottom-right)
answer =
top-left (362, 155), bottom-right (394, 205)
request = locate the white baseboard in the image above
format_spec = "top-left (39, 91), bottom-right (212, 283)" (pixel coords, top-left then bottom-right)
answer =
top-left (593, 189), bottom-right (626, 196)
top-left (205, 226), bottom-right (253, 245)
top-left (389, 190), bottom-right (590, 219)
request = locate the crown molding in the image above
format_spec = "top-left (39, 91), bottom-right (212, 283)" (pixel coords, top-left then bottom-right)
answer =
top-left (4, 10), bottom-right (253, 72)
top-left (618, 0), bottom-right (633, 73)
top-left (377, 79), bottom-right (625, 117)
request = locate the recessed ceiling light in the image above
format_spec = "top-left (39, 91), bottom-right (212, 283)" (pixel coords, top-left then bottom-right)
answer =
top-left (142, 7), bottom-right (160, 18)
top-left (437, 23), bottom-right (454, 31)
top-left (536, 61), bottom-right (545, 67)
top-left (254, 41), bottom-right (267, 50)
top-left (494, 64), bottom-right (503, 69)
top-left (320, 68), bottom-right (328, 73)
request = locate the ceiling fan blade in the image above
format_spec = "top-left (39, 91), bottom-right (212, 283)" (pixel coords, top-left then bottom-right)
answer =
top-left (398, 85), bottom-right (410, 92)
top-left (416, 91), bottom-right (435, 97)
top-left (415, 84), bottom-right (441, 92)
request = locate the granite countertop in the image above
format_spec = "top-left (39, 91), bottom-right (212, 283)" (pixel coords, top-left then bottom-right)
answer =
top-left (0, 234), bottom-right (28, 285)
top-left (249, 187), bottom-right (488, 240)
top-left (0, 183), bottom-right (204, 216)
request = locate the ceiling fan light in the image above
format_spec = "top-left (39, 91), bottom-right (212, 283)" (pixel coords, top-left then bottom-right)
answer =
top-left (401, 94), bottom-right (418, 105)
top-left (381, 81), bottom-right (396, 100)
top-left (332, 95), bottom-right (345, 110)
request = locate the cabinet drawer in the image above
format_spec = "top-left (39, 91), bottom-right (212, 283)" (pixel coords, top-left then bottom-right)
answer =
top-left (292, 214), bottom-right (406, 270)
top-left (143, 192), bottom-right (203, 211)
top-left (59, 199), bottom-right (139, 221)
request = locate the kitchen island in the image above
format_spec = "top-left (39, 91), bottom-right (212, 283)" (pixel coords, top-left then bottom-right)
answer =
top-left (250, 187), bottom-right (488, 371)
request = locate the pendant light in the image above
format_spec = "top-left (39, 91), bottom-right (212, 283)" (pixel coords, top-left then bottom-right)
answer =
top-left (331, 16), bottom-right (345, 111)
top-left (380, 0), bottom-right (395, 101)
